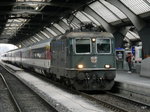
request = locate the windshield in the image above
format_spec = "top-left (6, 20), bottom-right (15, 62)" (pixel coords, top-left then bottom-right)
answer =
top-left (75, 39), bottom-right (91, 53)
top-left (97, 39), bottom-right (111, 53)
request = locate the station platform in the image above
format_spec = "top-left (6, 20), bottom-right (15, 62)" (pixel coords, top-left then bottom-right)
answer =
top-left (4, 63), bottom-right (23, 71)
top-left (116, 71), bottom-right (150, 89)
top-left (115, 71), bottom-right (150, 104)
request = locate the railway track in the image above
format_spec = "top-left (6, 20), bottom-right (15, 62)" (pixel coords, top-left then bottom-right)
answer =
top-left (84, 91), bottom-right (150, 112)
top-left (0, 72), bottom-right (19, 112)
top-left (2, 63), bottom-right (150, 112)
top-left (23, 69), bottom-right (150, 112)
top-left (31, 72), bottom-right (150, 112)
top-left (0, 65), bottom-right (57, 112)
top-left (113, 81), bottom-right (150, 105)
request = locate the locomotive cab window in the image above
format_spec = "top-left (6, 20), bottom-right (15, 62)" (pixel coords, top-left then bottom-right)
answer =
top-left (75, 39), bottom-right (91, 54)
top-left (97, 39), bottom-right (111, 54)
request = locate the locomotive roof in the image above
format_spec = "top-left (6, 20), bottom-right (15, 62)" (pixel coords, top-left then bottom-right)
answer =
top-left (65, 32), bottom-right (114, 38)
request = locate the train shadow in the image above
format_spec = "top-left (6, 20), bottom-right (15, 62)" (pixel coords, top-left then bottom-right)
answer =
top-left (81, 90), bottom-right (106, 95)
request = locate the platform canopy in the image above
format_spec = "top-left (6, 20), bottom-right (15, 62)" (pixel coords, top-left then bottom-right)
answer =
top-left (0, 0), bottom-right (149, 47)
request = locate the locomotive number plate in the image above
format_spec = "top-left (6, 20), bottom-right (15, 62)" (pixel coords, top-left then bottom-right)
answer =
top-left (91, 56), bottom-right (97, 63)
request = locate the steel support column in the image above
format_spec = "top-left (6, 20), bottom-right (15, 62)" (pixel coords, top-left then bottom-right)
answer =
top-left (113, 27), bottom-right (130, 48)
top-left (113, 32), bottom-right (124, 48)
top-left (106, 0), bottom-right (145, 31)
top-left (139, 27), bottom-right (150, 58)
top-left (84, 6), bottom-right (128, 48)
top-left (106, 0), bottom-right (150, 57)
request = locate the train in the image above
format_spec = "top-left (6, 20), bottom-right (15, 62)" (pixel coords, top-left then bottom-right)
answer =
top-left (1, 30), bottom-right (116, 91)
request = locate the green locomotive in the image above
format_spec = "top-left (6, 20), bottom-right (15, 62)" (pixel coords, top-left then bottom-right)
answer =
top-left (50, 31), bottom-right (116, 90)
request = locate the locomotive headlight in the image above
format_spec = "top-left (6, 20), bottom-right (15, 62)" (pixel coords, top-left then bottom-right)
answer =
top-left (92, 38), bottom-right (96, 42)
top-left (77, 64), bottom-right (84, 69)
top-left (104, 64), bottom-right (111, 69)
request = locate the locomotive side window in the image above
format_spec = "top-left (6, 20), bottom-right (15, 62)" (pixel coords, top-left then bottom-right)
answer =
top-left (97, 39), bottom-right (111, 54)
top-left (75, 39), bottom-right (91, 54)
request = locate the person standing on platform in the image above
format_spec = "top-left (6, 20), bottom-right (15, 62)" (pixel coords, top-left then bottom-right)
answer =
top-left (126, 52), bottom-right (133, 73)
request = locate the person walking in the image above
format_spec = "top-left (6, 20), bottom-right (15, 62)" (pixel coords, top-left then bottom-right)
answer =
top-left (126, 52), bottom-right (133, 73)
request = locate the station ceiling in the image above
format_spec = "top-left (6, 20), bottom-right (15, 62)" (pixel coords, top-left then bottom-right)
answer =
top-left (0, 0), bottom-right (150, 47)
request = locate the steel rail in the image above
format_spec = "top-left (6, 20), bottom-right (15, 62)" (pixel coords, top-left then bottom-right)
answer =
top-left (106, 91), bottom-right (150, 108)
top-left (0, 73), bottom-right (22, 112)
top-left (80, 92), bottom-right (128, 112)
top-left (0, 64), bottom-right (59, 112)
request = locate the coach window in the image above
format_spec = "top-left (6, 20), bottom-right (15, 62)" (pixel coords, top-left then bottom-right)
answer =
top-left (75, 39), bottom-right (91, 54)
top-left (32, 48), bottom-right (46, 59)
top-left (97, 39), bottom-right (111, 54)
